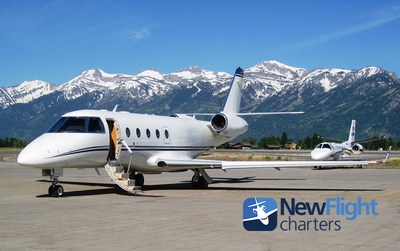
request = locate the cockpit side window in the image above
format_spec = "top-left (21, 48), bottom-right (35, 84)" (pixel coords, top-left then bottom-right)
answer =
top-left (88, 117), bottom-right (105, 133)
top-left (48, 117), bottom-right (105, 133)
top-left (315, 144), bottom-right (322, 149)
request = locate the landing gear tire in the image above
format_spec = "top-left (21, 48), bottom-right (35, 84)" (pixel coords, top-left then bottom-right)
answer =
top-left (52, 185), bottom-right (64, 197)
top-left (48, 185), bottom-right (54, 196)
top-left (135, 173), bottom-right (144, 187)
top-left (192, 174), bottom-right (208, 189)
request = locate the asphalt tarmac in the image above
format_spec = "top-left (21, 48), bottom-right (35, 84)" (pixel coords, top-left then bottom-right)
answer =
top-left (0, 150), bottom-right (399, 250)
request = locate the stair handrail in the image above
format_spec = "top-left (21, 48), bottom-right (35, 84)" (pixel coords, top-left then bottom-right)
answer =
top-left (121, 139), bottom-right (134, 175)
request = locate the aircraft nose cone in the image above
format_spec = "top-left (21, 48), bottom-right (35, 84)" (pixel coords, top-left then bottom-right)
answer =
top-left (311, 150), bottom-right (325, 160)
top-left (17, 147), bottom-right (36, 166)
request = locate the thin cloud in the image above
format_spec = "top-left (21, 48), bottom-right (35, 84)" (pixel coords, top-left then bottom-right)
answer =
top-left (284, 7), bottom-right (400, 51)
top-left (127, 28), bottom-right (151, 42)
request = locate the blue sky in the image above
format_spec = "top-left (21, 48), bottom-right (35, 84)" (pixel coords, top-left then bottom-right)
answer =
top-left (0, 0), bottom-right (399, 87)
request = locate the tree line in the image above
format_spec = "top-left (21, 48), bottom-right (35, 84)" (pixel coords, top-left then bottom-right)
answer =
top-left (0, 137), bottom-right (28, 148)
top-left (226, 132), bottom-right (399, 150)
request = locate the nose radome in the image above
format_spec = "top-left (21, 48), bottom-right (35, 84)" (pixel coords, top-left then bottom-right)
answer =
top-left (311, 150), bottom-right (324, 160)
top-left (17, 148), bottom-right (30, 166)
top-left (17, 147), bottom-right (36, 166)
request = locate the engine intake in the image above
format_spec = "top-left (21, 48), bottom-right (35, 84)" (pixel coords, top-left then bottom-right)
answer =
top-left (352, 143), bottom-right (364, 154)
top-left (211, 113), bottom-right (228, 132)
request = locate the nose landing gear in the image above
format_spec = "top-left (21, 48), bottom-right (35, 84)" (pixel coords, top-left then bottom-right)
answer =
top-left (43, 168), bottom-right (64, 197)
top-left (48, 175), bottom-right (64, 197)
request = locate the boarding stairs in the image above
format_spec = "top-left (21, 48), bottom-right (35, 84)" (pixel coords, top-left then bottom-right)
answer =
top-left (104, 140), bottom-right (140, 193)
top-left (105, 162), bottom-right (141, 193)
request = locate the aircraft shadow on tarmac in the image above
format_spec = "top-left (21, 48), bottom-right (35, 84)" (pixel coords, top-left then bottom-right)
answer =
top-left (35, 180), bottom-right (165, 198)
top-left (35, 178), bottom-right (384, 197)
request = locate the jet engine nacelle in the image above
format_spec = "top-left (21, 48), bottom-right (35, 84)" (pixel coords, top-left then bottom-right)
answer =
top-left (210, 113), bottom-right (248, 136)
top-left (352, 143), bottom-right (364, 154)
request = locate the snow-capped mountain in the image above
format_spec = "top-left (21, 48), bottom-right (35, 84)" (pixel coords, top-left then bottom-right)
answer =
top-left (1, 60), bottom-right (395, 110)
top-left (0, 80), bottom-right (57, 108)
top-left (0, 60), bottom-right (399, 141)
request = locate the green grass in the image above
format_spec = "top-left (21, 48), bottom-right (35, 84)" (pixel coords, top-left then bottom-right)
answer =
top-left (384, 159), bottom-right (400, 168)
top-left (0, 147), bottom-right (22, 151)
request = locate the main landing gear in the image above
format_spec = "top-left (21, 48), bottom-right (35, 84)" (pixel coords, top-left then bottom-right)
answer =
top-left (191, 170), bottom-right (209, 189)
top-left (48, 176), bottom-right (64, 197)
top-left (129, 171), bottom-right (145, 187)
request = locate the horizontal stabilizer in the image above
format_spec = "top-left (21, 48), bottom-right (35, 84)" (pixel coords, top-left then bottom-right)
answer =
top-left (352, 136), bottom-right (386, 144)
top-left (235, 111), bottom-right (304, 116)
top-left (184, 111), bottom-right (304, 116)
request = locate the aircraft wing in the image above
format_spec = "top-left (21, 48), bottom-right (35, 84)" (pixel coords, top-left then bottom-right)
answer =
top-left (156, 158), bottom-right (380, 171)
top-left (243, 215), bottom-right (261, 222)
top-left (341, 154), bottom-right (400, 160)
top-left (243, 208), bottom-right (278, 222)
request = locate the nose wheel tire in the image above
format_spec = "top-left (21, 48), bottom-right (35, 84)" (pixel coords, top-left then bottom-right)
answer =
top-left (49, 185), bottom-right (64, 197)
top-left (48, 185), bottom-right (54, 196)
top-left (53, 185), bottom-right (64, 197)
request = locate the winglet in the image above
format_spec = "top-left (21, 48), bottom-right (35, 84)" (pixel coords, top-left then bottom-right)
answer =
top-left (383, 146), bottom-right (392, 163)
top-left (376, 146), bottom-right (392, 164)
top-left (112, 105), bottom-right (119, 112)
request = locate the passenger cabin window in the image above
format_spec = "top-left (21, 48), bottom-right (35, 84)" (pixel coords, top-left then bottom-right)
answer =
top-left (165, 129), bottom-right (169, 139)
top-left (146, 129), bottom-right (151, 138)
top-left (48, 117), bottom-right (105, 133)
top-left (156, 129), bottom-right (160, 138)
top-left (136, 128), bottom-right (141, 138)
top-left (126, 128), bottom-right (131, 138)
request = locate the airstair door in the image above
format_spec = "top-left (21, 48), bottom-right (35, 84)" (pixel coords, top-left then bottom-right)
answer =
top-left (107, 120), bottom-right (121, 161)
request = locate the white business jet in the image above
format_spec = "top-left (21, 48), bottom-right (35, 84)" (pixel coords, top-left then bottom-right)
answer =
top-left (258, 120), bottom-right (388, 164)
top-left (243, 198), bottom-right (277, 225)
top-left (17, 67), bottom-right (383, 197)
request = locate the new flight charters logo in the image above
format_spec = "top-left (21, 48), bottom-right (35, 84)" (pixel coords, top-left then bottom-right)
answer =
top-left (243, 198), bottom-right (278, 231)
top-left (243, 197), bottom-right (378, 231)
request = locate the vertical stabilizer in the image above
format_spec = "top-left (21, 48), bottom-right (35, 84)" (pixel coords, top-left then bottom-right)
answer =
top-left (347, 120), bottom-right (356, 144)
top-left (222, 67), bottom-right (244, 114)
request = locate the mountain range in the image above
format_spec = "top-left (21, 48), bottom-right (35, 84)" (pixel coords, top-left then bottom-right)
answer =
top-left (0, 60), bottom-right (399, 141)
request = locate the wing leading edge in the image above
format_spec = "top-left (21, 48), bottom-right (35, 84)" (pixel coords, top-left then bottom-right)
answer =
top-left (156, 158), bottom-right (380, 171)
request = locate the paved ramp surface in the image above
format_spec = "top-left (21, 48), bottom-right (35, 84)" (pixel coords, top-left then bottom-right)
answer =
top-left (0, 151), bottom-right (399, 250)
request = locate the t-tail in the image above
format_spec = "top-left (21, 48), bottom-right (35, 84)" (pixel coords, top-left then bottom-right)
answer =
top-left (222, 67), bottom-right (244, 114)
top-left (346, 120), bottom-right (356, 147)
top-left (187, 66), bottom-right (304, 141)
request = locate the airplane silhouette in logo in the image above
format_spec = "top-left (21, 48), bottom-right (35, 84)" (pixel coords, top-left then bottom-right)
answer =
top-left (243, 198), bottom-right (277, 225)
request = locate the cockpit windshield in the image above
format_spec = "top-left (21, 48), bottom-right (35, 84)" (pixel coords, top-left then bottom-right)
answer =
top-left (315, 143), bottom-right (332, 150)
top-left (322, 144), bottom-right (332, 150)
top-left (48, 117), bottom-right (105, 133)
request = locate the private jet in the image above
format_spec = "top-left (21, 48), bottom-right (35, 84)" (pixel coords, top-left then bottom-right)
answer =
top-left (255, 120), bottom-right (389, 165)
top-left (17, 67), bottom-right (386, 197)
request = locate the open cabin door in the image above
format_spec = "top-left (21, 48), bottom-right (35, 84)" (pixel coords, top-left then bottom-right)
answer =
top-left (104, 119), bottom-right (139, 193)
top-left (106, 119), bottom-right (121, 161)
